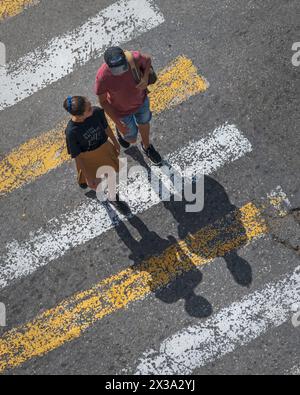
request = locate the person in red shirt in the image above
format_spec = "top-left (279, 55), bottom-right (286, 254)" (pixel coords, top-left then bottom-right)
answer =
top-left (95, 47), bottom-right (162, 166)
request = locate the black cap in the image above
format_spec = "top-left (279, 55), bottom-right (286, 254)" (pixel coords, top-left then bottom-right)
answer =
top-left (104, 47), bottom-right (128, 75)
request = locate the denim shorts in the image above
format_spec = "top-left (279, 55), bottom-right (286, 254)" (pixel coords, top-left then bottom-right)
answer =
top-left (121, 96), bottom-right (152, 142)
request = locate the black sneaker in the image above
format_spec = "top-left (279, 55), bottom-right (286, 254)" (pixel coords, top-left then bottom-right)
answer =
top-left (116, 128), bottom-right (130, 149)
top-left (141, 144), bottom-right (162, 166)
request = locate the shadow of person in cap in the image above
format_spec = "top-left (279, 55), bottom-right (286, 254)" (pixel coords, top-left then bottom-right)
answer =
top-left (125, 146), bottom-right (252, 288)
top-left (101, 201), bottom-right (213, 319)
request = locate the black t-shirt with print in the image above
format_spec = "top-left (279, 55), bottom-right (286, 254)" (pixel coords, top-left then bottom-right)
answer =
top-left (65, 107), bottom-right (109, 158)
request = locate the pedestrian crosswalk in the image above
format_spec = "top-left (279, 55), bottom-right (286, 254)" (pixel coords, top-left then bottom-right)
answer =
top-left (0, 56), bottom-right (207, 196)
top-left (0, 189), bottom-right (287, 373)
top-left (134, 263), bottom-right (300, 375)
top-left (0, 0), bottom-right (164, 111)
top-left (0, 124), bottom-right (251, 289)
top-left (0, 0), bottom-right (298, 375)
top-left (286, 366), bottom-right (300, 375)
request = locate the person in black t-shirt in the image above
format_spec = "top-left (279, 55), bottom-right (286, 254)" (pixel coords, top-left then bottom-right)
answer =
top-left (64, 96), bottom-right (121, 197)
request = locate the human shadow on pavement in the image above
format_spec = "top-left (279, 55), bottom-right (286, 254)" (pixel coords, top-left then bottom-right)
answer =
top-left (90, 142), bottom-right (252, 318)
top-left (103, 202), bottom-right (213, 319)
top-left (125, 146), bottom-right (253, 288)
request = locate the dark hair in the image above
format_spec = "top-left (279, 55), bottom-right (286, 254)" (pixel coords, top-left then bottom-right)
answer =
top-left (63, 96), bottom-right (86, 116)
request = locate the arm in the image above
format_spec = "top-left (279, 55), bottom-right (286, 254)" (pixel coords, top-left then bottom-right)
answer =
top-left (98, 94), bottom-right (120, 125)
top-left (136, 53), bottom-right (152, 90)
top-left (98, 94), bottom-right (129, 135)
top-left (141, 53), bottom-right (152, 80)
top-left (105, 126), bottom-right (120, 155)
top-left (95, 73), bottom-right (126, 131)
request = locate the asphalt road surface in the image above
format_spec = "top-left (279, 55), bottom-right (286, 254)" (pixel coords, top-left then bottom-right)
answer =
top-left (0, 0), bottom-right (299, 375)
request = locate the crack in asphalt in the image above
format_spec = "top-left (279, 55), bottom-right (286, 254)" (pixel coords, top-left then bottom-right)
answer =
top-left (271, 235), bottom-right (300, 256)
top-left (265, 208), bottom-right (300, 256)
top-left (291, 208), bottom-right (300, 225)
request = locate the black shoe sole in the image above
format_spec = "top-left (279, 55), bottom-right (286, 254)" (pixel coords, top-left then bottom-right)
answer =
top-left (147, 157), bottom-right (163, 166)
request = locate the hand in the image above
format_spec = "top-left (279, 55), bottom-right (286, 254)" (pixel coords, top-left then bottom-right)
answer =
top-left (87, 178), bottom-right (99, 190)
top-left (136, 77), bottom-right (148, 90)
top-left (117, 121), bottom-right (129, 135)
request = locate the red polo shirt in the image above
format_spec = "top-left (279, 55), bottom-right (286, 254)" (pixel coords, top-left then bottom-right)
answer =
top-left (94, 51), bottom-right (151, 118)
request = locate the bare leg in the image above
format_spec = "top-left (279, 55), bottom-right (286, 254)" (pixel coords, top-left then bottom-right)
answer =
top-left (138, 123), bottom-right (150, 150)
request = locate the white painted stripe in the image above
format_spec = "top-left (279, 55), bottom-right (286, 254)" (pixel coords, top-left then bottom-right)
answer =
top-left (0, 124), bottom-right (252, 289)
top-left (286, 366), bottom-right (300, 375)
top-left (0, 0), bottom-right (165, 110)
top-left (134, 266), bottom-right (300, 375)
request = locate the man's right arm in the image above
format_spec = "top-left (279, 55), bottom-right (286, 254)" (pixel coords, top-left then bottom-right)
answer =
top-left (98, 94), bottom-right (119, 125)
top-left (98, 94), bottom-right (128, 135)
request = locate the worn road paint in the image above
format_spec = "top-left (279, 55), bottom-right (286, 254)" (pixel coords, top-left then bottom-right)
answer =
top-left (0, 56), bottom-right (207, 196)
top-left (0, 0), bottom-right (38, 20)
top-left (0, 198), bottom-right (269, 373)
top-left (0, 125), bottom-right (252, 289)
top-left (285, 366), bottom-right (300, 375)
top-left (134, 266), bottom-right (300, 375)
top-left (0, 0), bottom-right (165, 110)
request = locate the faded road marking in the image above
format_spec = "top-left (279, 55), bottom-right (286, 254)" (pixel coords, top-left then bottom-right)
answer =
top-left (134, 266), bottom-right (300, 375)
top-left (0, 198), bottom-right (269, 373)
top-left (0, 0), bottom-right (38, 20)
top-left (0, 0), bottom-right (165, 110)
top-left (0, 124), bottom-right (251, 289)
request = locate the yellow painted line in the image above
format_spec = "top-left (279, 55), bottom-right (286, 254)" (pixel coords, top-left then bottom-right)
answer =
top-left (0, 56), bottom-right (208, 196)
top-left (0, 121), bottom-right (68, 196)
top-left (0, 202), bottom-right (267, 372)
top-left (0, 0), bottom-right (38, 20)
top-left (148, 56), bottom-right (208, 113)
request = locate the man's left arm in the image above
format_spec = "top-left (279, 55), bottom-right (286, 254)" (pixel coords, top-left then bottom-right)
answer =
top-left (136, 53), bottom-right (152, 90)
